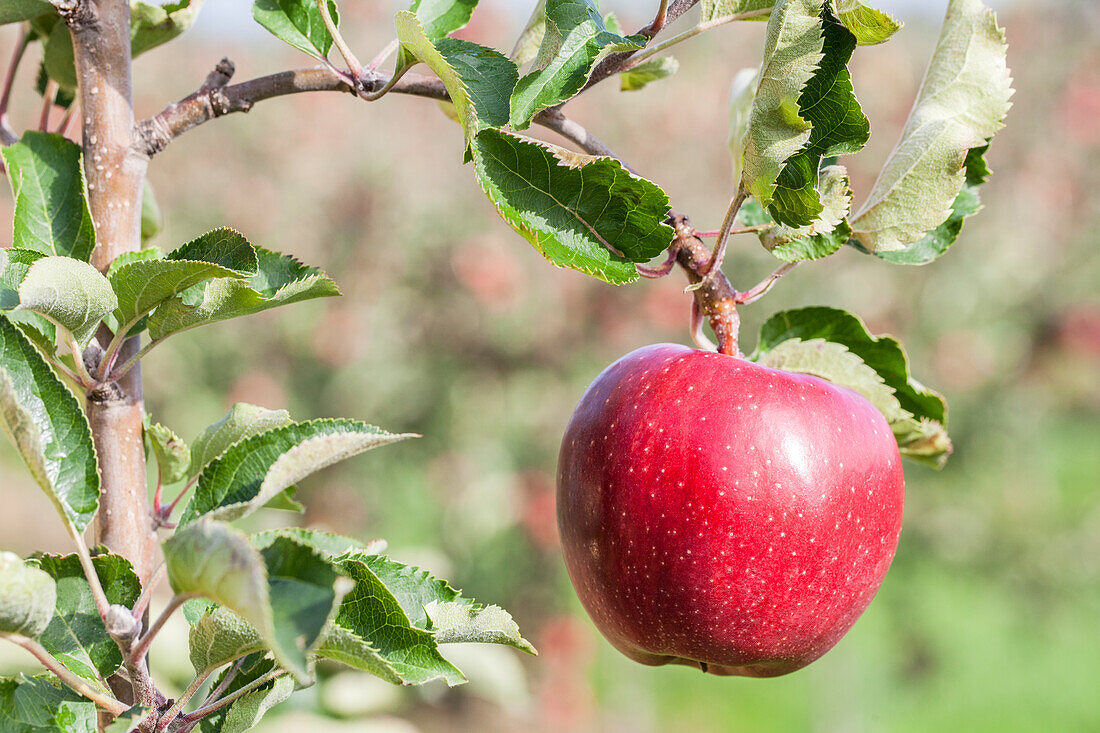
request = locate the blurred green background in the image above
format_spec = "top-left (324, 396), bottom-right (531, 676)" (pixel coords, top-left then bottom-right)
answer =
top-left (2, 1), bottom-right (1099, 731)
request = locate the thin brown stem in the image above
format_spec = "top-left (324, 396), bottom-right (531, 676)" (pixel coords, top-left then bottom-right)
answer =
top-left (366, 39), bottom-right (398, 71)
top-left (619, 8), bottom-right (773, 74)
top-left (703, 188), bottom-right (747, 278)
top-left (317, 0), bottom-right (362, 79)
top-left (4, 634), bottom-right (130, 715)
top-left (359, 62), bottom-right (413, 101)
top-left (198, 658), bottom-right (244, 710)
top-left (180, 668), bottom-right (285, 724)
top-left (735, 262), bottom-right (797, 304)
top-left (68, 527), bottom-right (113, 622)
top-left (37, 80), bottom-right (58, 132)
top-left (0, 28), bottom-right (29, 146)
top-left (131, 562), bottom-right (166, 621)
top-left (154, 670), bottom-right (210, 732)
top-left (131, 594), bottom-right (190, 663)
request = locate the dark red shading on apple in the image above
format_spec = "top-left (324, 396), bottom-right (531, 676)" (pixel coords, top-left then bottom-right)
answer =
top-left (557, 344), bottom-right (905, 677)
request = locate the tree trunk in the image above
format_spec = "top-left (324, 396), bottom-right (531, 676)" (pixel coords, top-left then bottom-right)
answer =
top-left (67, 0), bottom-right (156, 584)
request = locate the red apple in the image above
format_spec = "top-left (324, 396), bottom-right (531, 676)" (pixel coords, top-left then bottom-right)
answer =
top-left (557, 343), bottom-right (904, 677)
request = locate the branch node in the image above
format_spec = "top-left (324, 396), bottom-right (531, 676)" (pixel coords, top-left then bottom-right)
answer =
top-left (199, 58), bottom-right (236, 93)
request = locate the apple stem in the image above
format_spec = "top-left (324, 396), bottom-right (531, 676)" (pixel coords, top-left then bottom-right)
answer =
top-left (671, 214), bottom-right (742, 356)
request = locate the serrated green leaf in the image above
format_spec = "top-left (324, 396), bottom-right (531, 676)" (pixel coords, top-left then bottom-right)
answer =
top-left (0, 674), bottom-right (97, 732)
top-left (145, 248), bottom-right (340, 341)
top-left (131, 0), bottom-right (205, 57)
top-left (833, 0), bottom-right (900, 45)
top-left (43, 23), bottom-right (76, 90)
top-left (251, 528), bottom-right (385, 559)
top-left (860, 144), bottom-right (989, 265)
top-left (849, 0), bottom-right (1012, 252)
top-left (109, 227), bottom-right (257, 330)
top-left (471, 129), bottom-right (673, 285)
top-left (105, 248), bottom-right (163, 279)
top-left (251, 0), bottom-right (338, 61)
top-left (768, 9), bottom-right (867, 227)
top-left (741, 0), bottom-right (823, 208)
top-left (701, 0), bottom-right (774, 22)
top-left (187, 605), bottom-right (265, 675)
top-left (619, 56), bottom-right (678, 91)
top-left (394, 13), bottom-right (517, 153)
top-left (145, 419), bottom-right (190, 485)
top-left (140, 181), bottom-right (162, 243)
top-left (26, 553), bottom-right (140, 686)
top-left (0, 0), bottom-right (54, 24)
top-left (17, 257), bottom-right (116, 348)
top-left (508, 0), bottom-right (644, 130)
top-left (405, 0), bottom-right (478, 39)
top-left (0, 553), bottom-right (55, 639)
top-left (199, 658), bottom-right (293, 733)
top-left (319, 555), bottom-right (464, 686)
top-left (180, 419), bottom-right (414, 526)
top-left (189, 403), bottom-right (291, 478)
top-left (761, 164), bottom-right (852, 262)
top-left (0, 315), bottom-right (99, 535)
top-left (509, 0), bottom-right (546, 66)
top-left (751, 306), bottom-right (952, 465)
top-left (426, 601), bottom-right (536, 653)
top-left (2, 133), bottom-right (95, 262)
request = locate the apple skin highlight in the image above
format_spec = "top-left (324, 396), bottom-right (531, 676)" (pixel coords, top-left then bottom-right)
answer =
top-left (557, 344), bottom-right (905, 677)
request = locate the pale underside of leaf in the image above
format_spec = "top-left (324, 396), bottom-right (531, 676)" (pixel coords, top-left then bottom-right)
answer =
top-left (761, 164), bottom-right (852, 260)
top-left (850, 0), bottom-right (1012, 251)
top-left (17, 256), bottom-right (117, 348)
top-left (0, 552), bottom-right (56, 639)
top-left (426, 600), bottom-right (536, 654)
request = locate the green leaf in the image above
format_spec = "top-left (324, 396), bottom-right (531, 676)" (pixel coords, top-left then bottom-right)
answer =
top-left (144, 419), bottom-right (190, 485)
top-left (760, 164), bottom-right (853, 262)
top-left (508, 0), bottom-right (645, 130)
top-left (145, 248), bottom-right (340, 342)
top-left (17, 257), bottom-right (117, 349)
top-left (394, 13), bottom-right (518, 152)
top-left (509, 0), bottom-right (546, 66)
top-left (767, 8), bottom-right (867, 227)
top-left (860, 144), bottom-right (989, 265)
top-left (43, 23), bottom-right (76, 91)
top-left (350, 554), bottom-right (533, 654)
top-left (26, 552), bottom-right (140, 685)
top-left (250, 528), bottom-right (385, 559)
top-left (471, 129), bottom-right (674, 285)
top-left (109, 227), bottom-right (258, 330)
top-left (0, 675), bottom-right (96, 732)
top-left (832, 0), bottom-right (901, 45)
top-left (0, 315), bottom-right (99, 535)
top-left (427, 600), bottom-right (536, 653)
top-left (197, 658), bottom-right (293, 733)
top-left (405, 0), bottom-right (478, 39)
top-left (2, 132), bottom-right (96, 262)
top-left (0, 0), bottom-right (54, 25)
top-left (751, 306), bottom-right (952, 466)
top-left (1, 248), bottom-right (47, 310)
top-left (169, 525), bottom-right (347, 683)
top-left (318, 555), bottom-right (464, 686)
top-left (130, 0), bottom-right (205, 57)
top-left (189, 403), bottom-right (292, 478)
top-left (755, 338), bottom-right (907, 421)
top-left (139, 181), bottom-right (162, 243)
top-left (251, 0), bottom-right (338, 61)
top-left (0, 553), bottom-right (55, 639)
top-left (701, 0), bottom-right (774, 22)
top-left (727, 67), bottom-right (759, 189)
top-left (187, 605), bottom-right (264, 675)
top-left (740, 0), bottom-right (823, 210)
top-left (180, 419), bottom-right (414, 526)
top-left (33, 62), bottom-right (75, 111)
top-left (619, 56), bottom-right (678, 91)
top-left (849, 0), bottom-right (1012, 252)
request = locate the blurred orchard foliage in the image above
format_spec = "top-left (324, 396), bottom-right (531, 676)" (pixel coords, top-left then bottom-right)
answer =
top-left (2, 1), bottom-right (1098, 731)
